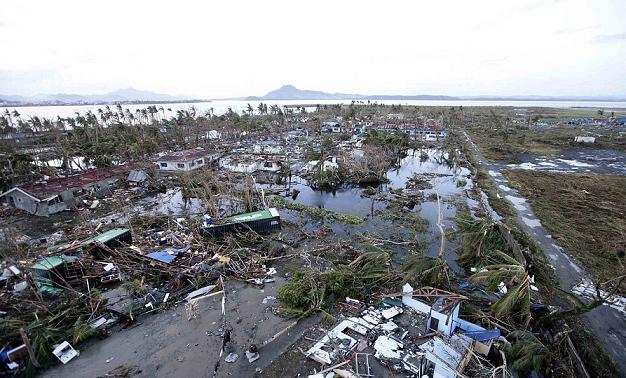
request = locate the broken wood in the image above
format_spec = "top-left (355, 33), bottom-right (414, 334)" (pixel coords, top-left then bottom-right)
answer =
top-left (19, 327), bottom-right (40, 368)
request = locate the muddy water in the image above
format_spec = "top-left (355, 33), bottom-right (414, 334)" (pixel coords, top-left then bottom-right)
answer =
top-left (273, 148), bottom-right (472, 273)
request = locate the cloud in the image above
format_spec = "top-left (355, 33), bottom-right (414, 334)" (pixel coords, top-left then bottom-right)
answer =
top-left (554, 25), bottom-right (599, 35)
top-left (593, 32), bottom-right (626, 42)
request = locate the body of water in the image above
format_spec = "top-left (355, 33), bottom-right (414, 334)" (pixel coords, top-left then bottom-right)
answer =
top-left (2, 99), bottom-right (626, 120)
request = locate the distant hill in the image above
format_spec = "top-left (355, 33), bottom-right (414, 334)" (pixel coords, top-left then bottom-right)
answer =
top-left (245, 84), bottom-right (459, 101)
top-left (246, 85), bottom-right (362, 100)
top-left (0, 88), bottom-right (197, 106)
top-left (242, 84), bottom-right (626, 102)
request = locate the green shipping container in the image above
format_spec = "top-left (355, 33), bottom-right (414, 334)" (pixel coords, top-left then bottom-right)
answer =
top-left (203, 208), bottom-right (281, 237)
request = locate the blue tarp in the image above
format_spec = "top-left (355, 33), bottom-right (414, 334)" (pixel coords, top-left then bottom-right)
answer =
top-left (461, 329), bottom-right (501, 342)
top-left (146, 246), bottom-right (189, 264)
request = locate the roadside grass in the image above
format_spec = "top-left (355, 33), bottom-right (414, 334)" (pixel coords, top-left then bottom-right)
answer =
top-left (503, 171), bottom-right (626, 291)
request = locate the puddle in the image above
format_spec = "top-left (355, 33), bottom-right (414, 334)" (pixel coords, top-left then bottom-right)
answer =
top-left (521, 216), bottom-right (541, 228)
top-left (504, 195), bottom-right (527, 211)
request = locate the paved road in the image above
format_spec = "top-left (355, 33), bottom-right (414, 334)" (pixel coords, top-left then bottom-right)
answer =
top-left (463, 132), bottom-right (626, 374)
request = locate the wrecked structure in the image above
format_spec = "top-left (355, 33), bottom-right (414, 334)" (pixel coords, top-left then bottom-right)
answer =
top-left (156, 148), bottom-right (220, 172)
top-left (219, 154), bottom-right (283, 173)
top-left (304, 284), bottom-right (503, 378)
top-left (0, 165), bottom-right (139, 216)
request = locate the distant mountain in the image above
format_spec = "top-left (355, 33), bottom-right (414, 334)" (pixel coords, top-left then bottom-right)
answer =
top-left (242, 84), bottom-right (626, 102)
top-left (245, 84), bottom-right (459, 101)
top-left (246, 85), bottom-right (362, 100)
top-left (0, 88), bottom-right (197, 106)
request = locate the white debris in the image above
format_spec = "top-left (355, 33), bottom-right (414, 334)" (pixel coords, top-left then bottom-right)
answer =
top-left (246, 350), bottom-right (260, 363)
top-left (13, 281), bottom-right (28, 292)
top-left (52, 341), bottom-right (80, 364)
top-left (225, 353), bottom-right (239, 363)
top-left (345, 297), bottom-right (361, 304)
top-left (373, 335), bottom-right (403, 359)
top-left (382, 306), bottom-right (402, 319)
top-left (379, 321), bottom-right (399, 331)
top-left (184, 285), bottom-right (217, 301)
top-left (497, 282), bottom-right (508, 295)
top-left (572, 279), bottom-right (626, 315)
top-left (262, 296), bottom-right (276, 304)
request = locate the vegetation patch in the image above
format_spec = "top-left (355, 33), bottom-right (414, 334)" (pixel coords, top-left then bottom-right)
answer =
top-left (278, 252), bottom-right (399, 315)
top-left (503, 171), bottom-right (626, 291)
top-left (272, 197), bottom-right (365, 225)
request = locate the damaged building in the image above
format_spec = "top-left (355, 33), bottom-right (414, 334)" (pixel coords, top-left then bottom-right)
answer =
top-left (156, 148), bottom-right (220, 172)
top-left (0, 165), bottom-right (138, 216)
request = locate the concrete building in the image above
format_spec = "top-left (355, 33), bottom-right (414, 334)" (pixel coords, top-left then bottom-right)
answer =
top-left (219, 154), bottom-right (282, 173)
top-left (156, 148), bottom-right (219, 172)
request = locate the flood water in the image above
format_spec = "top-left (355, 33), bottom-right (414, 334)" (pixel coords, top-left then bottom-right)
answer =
top-left (3, 99), bottom-right (624, 120)
top-left (500, 148), bottom-right (626, 175)
top-left (272, 148), bottom-right (472, 273)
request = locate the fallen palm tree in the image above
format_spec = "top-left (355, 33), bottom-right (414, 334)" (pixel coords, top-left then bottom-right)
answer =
top-left (469, 251), bottom-right (532, 326)
top-left (278, 251), bottom-right (400, 317)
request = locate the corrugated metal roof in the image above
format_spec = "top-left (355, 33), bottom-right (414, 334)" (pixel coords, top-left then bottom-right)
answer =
top-left (31, 255), bottom-right (77, 271)
top-left (146, 247), bottom-right (189, 264)
top-left (81, 228), bottom-right (130, 246)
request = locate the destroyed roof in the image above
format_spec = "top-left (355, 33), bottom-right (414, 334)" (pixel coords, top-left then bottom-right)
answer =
top-left (127, 169), bottom-right (149, 182)
top-left (146, 247), bottom-right (189, 264)
top-left (157, 148), bottom-right (215, 162)
top-left (1, 165), bottom-right (137, 201)
top-left (419, 335), bottom-right (472, 377)
top-left (80, 228), bottom-right (130, 246)
top-left (31, 255), bottom-right (78, 271)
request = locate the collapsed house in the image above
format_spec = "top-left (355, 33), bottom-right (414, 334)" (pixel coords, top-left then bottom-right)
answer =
top-left (219, 154), bottom-right (283, 173)
top-left (305, 283), bottom-right (503, 378)
top-left (29, 228), bottom-right (132, 295)
top-left (0, 165), bottom-right (138, 216)
top-left (156, 148), bottom-right (220, 172)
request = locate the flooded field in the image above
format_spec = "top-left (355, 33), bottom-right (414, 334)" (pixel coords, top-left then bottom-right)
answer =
top-left (498, 147), bottom-right (626, 175)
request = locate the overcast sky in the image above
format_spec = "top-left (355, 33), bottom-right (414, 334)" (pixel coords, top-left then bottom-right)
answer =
top-left (1, 0), bottom-right (625, 98)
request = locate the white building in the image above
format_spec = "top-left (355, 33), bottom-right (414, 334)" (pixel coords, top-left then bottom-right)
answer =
top-left (219, 154), bottom-right (282, 173)
top-left (574, 136), bottom-right (596, 143)
top-left (156, 148), bottom-right (219, 172)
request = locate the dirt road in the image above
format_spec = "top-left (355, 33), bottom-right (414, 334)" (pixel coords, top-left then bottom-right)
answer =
top-left (463, 132), bottom-right (626, 373)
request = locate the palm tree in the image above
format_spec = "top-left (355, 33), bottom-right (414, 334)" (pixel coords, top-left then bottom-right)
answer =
top-left (468, 251), bottom-right (531, 325)
top-left (3, 109), bottom-right (13, 127)
top-left (456, 214), bottom-right (506, 266)
top-left (246, 103), bottom-right (253, 116)
top-left (158, 106), bottom-right (165, 120)
top-left (508, 331), bottom-right (550, 373)
top-left (116, 104), bottom-right (124, 122)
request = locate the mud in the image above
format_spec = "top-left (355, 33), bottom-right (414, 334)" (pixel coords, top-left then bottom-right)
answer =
top-left (42, 277), bottom-right (321, 378)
